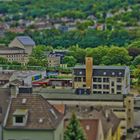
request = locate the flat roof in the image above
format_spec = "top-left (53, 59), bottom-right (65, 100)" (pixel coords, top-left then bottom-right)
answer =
top-left (33, 92), bottom-right (125, 101)
top-left (74, 65), bottom-right (128, 70)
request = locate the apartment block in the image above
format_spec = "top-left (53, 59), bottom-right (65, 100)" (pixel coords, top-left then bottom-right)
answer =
top-left (73, 57), bottom-right (130, 95)
top-left (0, 47), bottom-right (28, 64)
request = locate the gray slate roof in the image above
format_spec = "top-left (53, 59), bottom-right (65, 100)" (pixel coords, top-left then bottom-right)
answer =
top-left (5, 94), bottom-right (63, 130)
top-left (73, 65), bottom-right (129, 77)
top-left (16, 36), bottom-right (35, 46)
top-left (74, 65), bottom-right (127, 70)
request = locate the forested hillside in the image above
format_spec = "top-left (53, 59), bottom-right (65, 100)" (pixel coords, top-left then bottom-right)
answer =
top-left (0, 0), bottom-right (140, 48)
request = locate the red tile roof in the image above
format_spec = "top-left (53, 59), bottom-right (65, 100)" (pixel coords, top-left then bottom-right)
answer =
top-left (53, 104), bottom-right (65, 114)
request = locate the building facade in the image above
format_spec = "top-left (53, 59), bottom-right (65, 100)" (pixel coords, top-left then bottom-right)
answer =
top-left (47, 53), bottom-right (61, 67)
top-left (64, 106), bottom-right (121, 140)
top-left (3, 94), bottom-right (64, 140)
top-left (0, 47), bottom-right (28, 64)
top-left (73, 57), bottom-right (130, 95)
top-left (9, 36), bottom-right (35, 56)
top-left (0, 36), bottom-right (35, 64)
top-left (39, 92), bottom-right (134, 137)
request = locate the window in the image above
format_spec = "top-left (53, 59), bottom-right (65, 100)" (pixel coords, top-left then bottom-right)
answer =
top-left (83, 77), bottom-right (86, 82)
top-left (74, 77), bottom-right (81, 82)
top-left (121, 126), bottom-right (126, 129)
top-left (98, 78), bottom-right (102, 82)
top-left (103, 91), bottom-right (109, 94)
top-left (93, 78), bottom-right (102, 82)
top-left (111, 88), bottom-right (114, 93)
top-left (103, 85), bottom-right (109, 89)
top-left (113, 109), bottom-right (125, 112)
top-left (93, 78), bottom-right (97, 82)
top-left (93, 84), bottom-right (97, 89)
top-left (103, 78), bottom-right (109, 82)
top-left (117, 78), bottom-right (122, 82)
top-left (15, 116), bottom-right (23, 123)
top-left (120, 118), bottom-right (126, 120)
top-left (111, 81), bottom-right (114, 86)
top-left (117, 92), bottom-right (121, 94)
top-left (97, 85), bottom-right (102, 89)
top-left (77, 77), bottom-right (81, 82)
top-left (117, 85), bottom-right (122, 90)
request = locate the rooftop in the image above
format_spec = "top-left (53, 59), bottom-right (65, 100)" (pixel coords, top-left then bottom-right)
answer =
top-left (73, 65), bottom-right (129, 77)
top-left (74, 65), bottom-right (128, 70)
top-left (33, 92), bottom-right (125, 101)
top-left (4, 94), bottom-right (63, 130)
top-left (0, 73), bottom-right (13, 81)
top-left (12, 71), bottom-right (44, 78)
top-left (65, 105), bottom-right (120, 138)
top-left (16, 36), bottom-right (35, 46)
top-left (13, 109), bottom-right (28, 116)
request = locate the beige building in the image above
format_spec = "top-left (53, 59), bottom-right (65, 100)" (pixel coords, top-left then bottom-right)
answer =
top-left (0, 36), bottom-right (35, 64)
top-left (73, 57), bottom-right (130, 95)
top-left (47, 53), bottom-right (61, 67)
top-left (0, 47), bottom-right (28, 64)
top-left (9, 36), bottom-right (35, 56)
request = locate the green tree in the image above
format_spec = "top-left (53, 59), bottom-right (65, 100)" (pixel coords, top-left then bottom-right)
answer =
top-left (101, 46), bottom-right (132, 65)
top-left (28, 57), bottom-right (47, 67)
top-left (69, 45), bottom-right (86, 64)
top-left (133, 68), bottom-right (140, 85)
top-left (132, 55), bottom-right (140, 66)
top-left (11, 61), bottom-right (21, 65)
top-left (64, 113), bottom-right (86, 140)
top-left (128, 40), bottom-right (140, 48)
top-left (28, 45), bottom-right (53, 67)
top-left (86, 46), bottom-right (108, 65)
top-left (63, 56), bottom-right (77, 67)
top-left (0, 57), bottom-right (8, 64)
top-left (31, 45), bottom-right (53, 59)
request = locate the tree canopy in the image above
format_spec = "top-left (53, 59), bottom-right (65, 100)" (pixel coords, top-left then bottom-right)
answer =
top-left (64, 113), bottom-right (86, 140)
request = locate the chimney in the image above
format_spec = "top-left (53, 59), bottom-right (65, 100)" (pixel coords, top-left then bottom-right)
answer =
top-left (85, 57), bottom-right (93, 93)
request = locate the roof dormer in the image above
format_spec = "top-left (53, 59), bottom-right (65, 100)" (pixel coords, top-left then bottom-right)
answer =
top-left (13, 109), bottom-right (28, 126)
